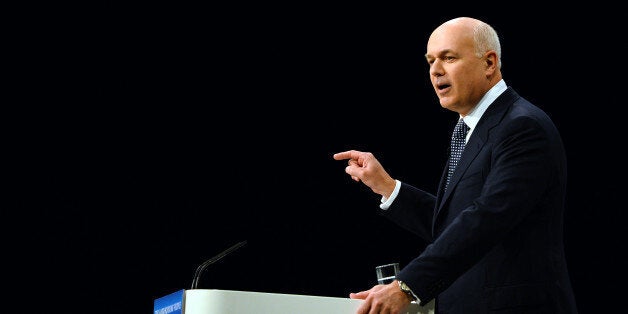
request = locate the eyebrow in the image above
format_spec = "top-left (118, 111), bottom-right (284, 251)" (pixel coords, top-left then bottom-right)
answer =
top-left (425, 49), bottom-right (455, 59)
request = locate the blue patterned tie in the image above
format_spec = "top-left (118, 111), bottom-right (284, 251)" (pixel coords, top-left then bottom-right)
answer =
top-left (446, 118), bottom-right (469, 190)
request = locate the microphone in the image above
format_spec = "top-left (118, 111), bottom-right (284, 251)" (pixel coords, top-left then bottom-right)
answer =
top-left (190, 240), bottom-right (247, 289)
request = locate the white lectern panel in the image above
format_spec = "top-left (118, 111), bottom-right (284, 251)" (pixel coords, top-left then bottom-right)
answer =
top-left (184, 289), bottom-right (434, 314)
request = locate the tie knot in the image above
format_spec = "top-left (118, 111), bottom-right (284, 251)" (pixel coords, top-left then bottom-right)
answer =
top-left (453, 119), bottom-right (469, 140)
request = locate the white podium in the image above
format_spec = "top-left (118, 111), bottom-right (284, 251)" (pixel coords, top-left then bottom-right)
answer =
top-left (182, 289), bottom-right (434, 314)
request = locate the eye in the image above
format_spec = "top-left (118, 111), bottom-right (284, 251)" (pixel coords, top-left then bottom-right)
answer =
top-left (444, 56), bottom-right (456, 62)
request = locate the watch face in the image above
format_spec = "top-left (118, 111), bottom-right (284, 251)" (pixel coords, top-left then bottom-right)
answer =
top-left (399, 281), bottom-right (409, 291)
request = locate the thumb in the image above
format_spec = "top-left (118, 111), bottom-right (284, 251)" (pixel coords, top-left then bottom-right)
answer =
top-left (345, 165), bottom-right (362, 182)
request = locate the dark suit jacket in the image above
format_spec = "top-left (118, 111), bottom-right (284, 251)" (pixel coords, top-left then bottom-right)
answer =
top-left (386, 87), bottom-right (578, 313)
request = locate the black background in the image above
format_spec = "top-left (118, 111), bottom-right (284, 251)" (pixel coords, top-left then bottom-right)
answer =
top-left (12, 3), bottom-right (624, 313)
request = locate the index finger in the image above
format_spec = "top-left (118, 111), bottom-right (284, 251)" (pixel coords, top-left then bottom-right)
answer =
top-left (333, 150), bottom-right (361, 161)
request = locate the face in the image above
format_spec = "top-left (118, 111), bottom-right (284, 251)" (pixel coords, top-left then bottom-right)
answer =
top-left (425, 21), bottom-right (492, 116)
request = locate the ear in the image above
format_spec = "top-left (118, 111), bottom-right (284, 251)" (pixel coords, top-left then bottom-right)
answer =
top-left (484, 50), bottom-right (498, 74)
top-left (484, 50), bottom-right (497, 71)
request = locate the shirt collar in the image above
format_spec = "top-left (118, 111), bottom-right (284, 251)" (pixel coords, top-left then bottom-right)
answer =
top-left (461, 79), bottom-right (507, 133)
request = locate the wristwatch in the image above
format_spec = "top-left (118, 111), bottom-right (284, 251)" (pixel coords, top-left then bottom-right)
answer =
top-left (398, 280), bottom-right (418, 302)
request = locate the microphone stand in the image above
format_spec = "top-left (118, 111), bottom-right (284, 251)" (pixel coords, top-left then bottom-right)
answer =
top-left (190, 240), bottom-right (247, 289)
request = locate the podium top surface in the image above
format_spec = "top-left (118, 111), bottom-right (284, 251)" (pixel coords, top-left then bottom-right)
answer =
top-left (184, 289), bottom-right (433, 314)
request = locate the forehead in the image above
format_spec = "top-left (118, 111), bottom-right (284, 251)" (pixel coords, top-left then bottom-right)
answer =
top-left (426, 23), bottom-right (475, 58)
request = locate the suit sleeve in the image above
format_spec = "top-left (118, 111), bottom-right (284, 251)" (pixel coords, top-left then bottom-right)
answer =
top-left (389, 114), bottom-right (561, 305)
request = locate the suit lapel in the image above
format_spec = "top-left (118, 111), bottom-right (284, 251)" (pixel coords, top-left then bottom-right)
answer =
top-left (434, 87), bottom-right (520, 222)
top-left (441, 134), bottom-right (484, 202)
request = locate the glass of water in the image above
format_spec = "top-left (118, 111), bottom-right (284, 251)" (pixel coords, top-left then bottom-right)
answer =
top-left (375, 262), bottom-right (400, 285)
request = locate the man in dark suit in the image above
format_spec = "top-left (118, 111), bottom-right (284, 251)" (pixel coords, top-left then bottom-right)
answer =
top-left (333, 17), bottom-right (578, 314)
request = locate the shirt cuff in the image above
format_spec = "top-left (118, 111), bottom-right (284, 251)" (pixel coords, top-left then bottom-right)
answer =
top-left (380, 180), bottom-right (401, 210)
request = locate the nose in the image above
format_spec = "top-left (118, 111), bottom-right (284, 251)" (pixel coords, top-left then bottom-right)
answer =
top-left (429, 59), bottom-right (444, 77)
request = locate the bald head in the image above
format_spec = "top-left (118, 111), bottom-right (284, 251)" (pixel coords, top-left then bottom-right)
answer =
top-left (425, 17), bottom-right (503, 115)
top-left (432, 17), bottom-right (502, 69)
top-left (440, 17), bottom-right (483, 28)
